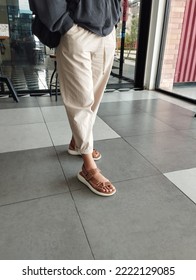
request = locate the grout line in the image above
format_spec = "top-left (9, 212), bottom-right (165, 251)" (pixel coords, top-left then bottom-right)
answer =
top-left (0, 191), bottom-right (70, 209)
top-left (163, 173), bottom-right (196, 207)
top-left (54, 150), bottom-right (96, 259)
top-left (121, 136), bottom-right (165, 175)
top-left (39, 103), bottom-right (96, 259)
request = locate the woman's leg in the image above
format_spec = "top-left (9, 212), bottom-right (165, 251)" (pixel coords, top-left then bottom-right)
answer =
top-left (91, 28), bottom-right (116, 115)
top-left (56, 24), bottom-right (95, 154)
top-left (56, 25), bottom-right (116, 195)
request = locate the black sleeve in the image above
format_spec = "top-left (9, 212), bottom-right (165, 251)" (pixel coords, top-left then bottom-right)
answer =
top-left (28, 0), bottom-right (74, 34)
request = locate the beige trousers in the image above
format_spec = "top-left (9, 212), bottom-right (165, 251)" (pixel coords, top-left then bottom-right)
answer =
top-left (56, 24), bottom-right (116, 154)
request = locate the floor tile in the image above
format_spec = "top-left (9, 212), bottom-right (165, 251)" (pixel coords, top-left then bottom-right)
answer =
top-left (0, 123), bottom-right (53, 153)
top-left (0, 147), bottom-right (69, 205)
top-left (98, 99), bottom-right (183, 117)
top-left (72, 174), bottom-right (196, 259)
top-left (46, 116), bottom-right (120, 147)
top-left (56, 145), bottom-right (83, 192)
top-left (125, 131), bottom-right (196, 173)
top-left (93, 117), bottom-right (120, 140)
top-left (0, 107), bottom-right (44, 126)
top-left (164, 168), bottom-right (196, 203)
top-left (56, 138), bottom-right (159, 191)
top-left (101, 112), bottom-right (175, 137)
top-left (152, 107), bottom-right (196, 130)
top-left (0, 90), bottom-right (196, 261)
top-left (46, 120), bottom-right (72, 146)
top-left (0, 193), bottom-right (93, 259)
top-left (36, 96), bottom-right (64, 107)
top-left (0, 97), bottom-right (39, 109)
top-left (41, 106), bottom-right (67, 122)
top-left (98, 100), bottom-right (143, 116)
top-left (135, 99), bottom-right (188, 115)
top-left (173, 85), bottom-right (196, 100)
top-left (179, 128), bottom-right (196, 140)
top-left (92, 138), bottom-right (159, 181)
top-left (101, 89), bottom-right (158, 103)
top-left (159, 93), bottom-right (196, 111)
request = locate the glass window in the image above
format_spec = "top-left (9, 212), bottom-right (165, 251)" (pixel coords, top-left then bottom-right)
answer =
top-left (0, 0), bottom-right (141, 94)
top-left (157, 0), bottom-right (196, 101)
top-left (111, 0), bottom-right (140, 88)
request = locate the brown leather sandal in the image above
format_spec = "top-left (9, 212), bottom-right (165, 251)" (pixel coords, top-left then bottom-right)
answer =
top-left (77, 165), bottom-right (116, 196)
top-left (68, 139), bottom-right (101, 161)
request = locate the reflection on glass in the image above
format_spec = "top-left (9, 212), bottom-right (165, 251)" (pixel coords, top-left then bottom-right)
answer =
top-left (158, 0), bottom-right (196, 101)
top-left (0, 0), bottom-right (54, 92)
top-left (0, 0), bottom-right (141, 93)
top-left (113, 0), bottom-right (140, 81)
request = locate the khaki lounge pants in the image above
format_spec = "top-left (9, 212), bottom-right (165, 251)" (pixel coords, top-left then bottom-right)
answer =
top-left (56, 24), bottom-right (116, 154)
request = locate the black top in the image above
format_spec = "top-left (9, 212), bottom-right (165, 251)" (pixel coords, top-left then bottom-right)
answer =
top-left (28, 0), bottom-right (121, 37)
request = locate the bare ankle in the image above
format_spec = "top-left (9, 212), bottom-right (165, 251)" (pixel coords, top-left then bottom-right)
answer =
top-left (82, 153), bottom-right (97, 170)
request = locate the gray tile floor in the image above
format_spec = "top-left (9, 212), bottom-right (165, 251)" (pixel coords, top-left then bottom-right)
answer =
top-left (0, 89), bottom-right (196, 260)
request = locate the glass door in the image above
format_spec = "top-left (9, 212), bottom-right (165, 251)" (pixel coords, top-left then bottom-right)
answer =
top-left (156, 0), bottom-right (196, 102)
top-left (1, 0), bottom-right (143, 94)
top-left (108, 0), bottom-right (140, 89)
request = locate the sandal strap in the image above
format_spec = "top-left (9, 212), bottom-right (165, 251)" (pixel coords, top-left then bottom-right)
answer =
top-left (81, 165), bottom-right (112, 188)
top-left (92, 149), bottom-right (99, 154)
top-left (69, 140), bottom-right (101, 159)
top-left (69, 137), bottom-right (75, 150)
top-left (82, 165), bottom-right (100, 181)
top-left (97, 181), bottom-right (112, 188)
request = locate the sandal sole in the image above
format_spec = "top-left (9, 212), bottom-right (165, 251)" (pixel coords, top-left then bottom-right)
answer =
top-left (68, 149), bottom-right (101, 161)
top-left (77, 172), bottom-right (116, 197)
